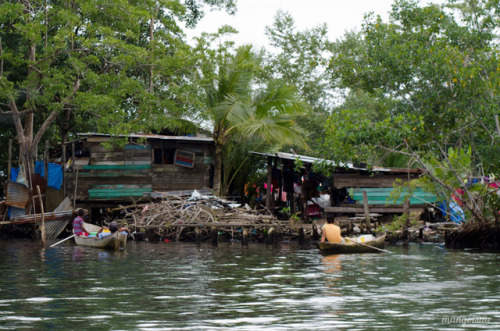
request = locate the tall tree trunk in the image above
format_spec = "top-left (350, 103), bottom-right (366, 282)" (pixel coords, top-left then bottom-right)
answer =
top-left (214, 144), bottom-right (222, 196)
top-left (20, 1), bottom-right (36, 175)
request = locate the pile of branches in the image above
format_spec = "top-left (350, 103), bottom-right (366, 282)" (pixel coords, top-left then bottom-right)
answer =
top-left (120, 192), bottom-right (278, 240)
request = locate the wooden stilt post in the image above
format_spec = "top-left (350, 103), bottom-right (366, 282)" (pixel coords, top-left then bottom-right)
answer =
top-left (195, 226), bottom-right (201, 246)
top-left (71, 142), bottom-right (75, 169)
top-left (73, 168), bottom-right (78, 208)
top-left (8, 139), bottom-right (12, 180)
top-left (279, 161), bottom-right (284, 207)
top-left (312, 224), bottom-right (320, 241)
top-left (403, 198), bottom-right (410, 243)
top-left (36, 185), bottom-right (46, 249)
top-left (298, 227), bottom-right (304, 246)
top-left (272, 227), bottom-right (279, 248)
top-left (403, 198), bottom-right (410, 218)
top-left (44, 140), bottom-right (49, 183)
top-left (242, 227), bottom-right (249, 246)
top-left (25, 145), bottom-right (35, 216)
top-left (211, 227), bottom-right (218, 247)
top-left (62, 142), bottom-right (66, 198)
top-left (266, 227), bottom-right (275, 245)
top-left (71, 143), bottom-right (75, 203)
top-left (362, 191), bottom-right (370, 233)
top-left (266, 157), bottom-right (272, 210)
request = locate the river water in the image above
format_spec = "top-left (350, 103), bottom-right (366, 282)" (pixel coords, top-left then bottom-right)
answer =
top-left (0, 240), bottom-right (498, 330)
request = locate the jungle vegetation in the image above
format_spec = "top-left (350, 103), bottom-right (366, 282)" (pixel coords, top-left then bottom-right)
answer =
top-left (1, 0), bottom-right (498, 221)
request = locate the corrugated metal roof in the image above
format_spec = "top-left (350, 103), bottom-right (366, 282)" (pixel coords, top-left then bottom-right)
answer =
top-left (5, 181), bottom-right (30, 208)
top-left (35, 218), bottom-right (71, 239)
top-left (252, 151), bottom-right (360, 169)
top-left (54, 197), bottom-right (73, 212)
top-left (251, 151), bottom-right (424, 174)
top-left (79, 133), bottom-right (213, 143)
top-left (11, 210), bottom-right (73, 224)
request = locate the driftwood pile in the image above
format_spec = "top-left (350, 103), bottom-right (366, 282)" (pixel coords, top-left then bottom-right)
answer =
top-left (120, 190), bottom-right (280, 240)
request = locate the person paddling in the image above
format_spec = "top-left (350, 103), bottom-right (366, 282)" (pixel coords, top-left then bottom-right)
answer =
top-left (73, 209), bottom-right (89, 236)
top-left (320, 216), bottom-right (344, 243)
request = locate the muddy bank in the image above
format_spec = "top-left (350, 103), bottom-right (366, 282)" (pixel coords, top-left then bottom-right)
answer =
top-left (445, 222), bottom-right (500, 251)
top-left (385, 229), bottom-right (444, 244)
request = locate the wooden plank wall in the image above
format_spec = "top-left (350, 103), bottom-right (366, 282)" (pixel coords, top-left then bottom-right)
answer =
top-left (333, 173), bottom-right (415, 188)
top-left (67, 138), bottom-right (214, 201)
top-left (351, 188), bottom-right (438, 205)
top-left (151, 143), bottom-right (211, 191)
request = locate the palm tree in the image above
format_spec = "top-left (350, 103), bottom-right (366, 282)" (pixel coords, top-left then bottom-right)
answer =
top-left (202, 56), bottom-right (310, 195)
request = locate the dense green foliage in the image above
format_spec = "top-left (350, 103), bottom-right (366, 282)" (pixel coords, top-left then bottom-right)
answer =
top-left (325, 0), bottom-right (499, 168)
top-left (193, 43), bottom-right (309, 194)
top-left (1, 0), bottom-right (498, 221)
top-left (322, 0), bottom-right (500, 221)
top-left (0, 0), bottom-right (236, 170)
top-left (262, 11), bottom-right (335, 153)
top-left (0, 0), bottom-right (309, 196)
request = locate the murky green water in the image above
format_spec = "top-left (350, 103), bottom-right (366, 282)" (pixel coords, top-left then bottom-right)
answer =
top-left (0, 240), bottom-right (498, 330)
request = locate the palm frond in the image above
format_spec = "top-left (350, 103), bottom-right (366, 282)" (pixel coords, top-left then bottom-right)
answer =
top-left (253, 83), bottom-right (310, 118)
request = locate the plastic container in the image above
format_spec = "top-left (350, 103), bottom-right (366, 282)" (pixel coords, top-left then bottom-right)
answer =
top-left (358, 234), bottom-right (374, 243)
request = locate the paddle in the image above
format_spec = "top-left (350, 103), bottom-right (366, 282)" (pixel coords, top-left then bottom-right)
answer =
top-left (50, 234), bottom-right (75, 248)
top-left (345, 238), bottom-right (391, 253)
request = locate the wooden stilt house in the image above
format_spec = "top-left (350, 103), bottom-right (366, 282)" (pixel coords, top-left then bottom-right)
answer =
top-left (253, 152), bottom-right (438, 221)
top-left (66, 133), bottom-right (215, 209)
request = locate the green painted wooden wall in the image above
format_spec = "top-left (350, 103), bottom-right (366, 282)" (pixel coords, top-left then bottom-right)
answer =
top-left (351, 187), bottom-right (438, 205)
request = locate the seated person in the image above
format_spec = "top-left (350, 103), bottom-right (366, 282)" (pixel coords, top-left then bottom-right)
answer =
top-left (97, 226), bottom-right (111, 239)
top-left (118, 227), bottom-right (130, 236)
top-left (110, 221), bottom-right (130, 235)
top-left (73, 209), bottom-right (89, 236)
top-left (320, 216), bottom-right (345, 243)
top-left (98, 221), bottom-right (130, 239)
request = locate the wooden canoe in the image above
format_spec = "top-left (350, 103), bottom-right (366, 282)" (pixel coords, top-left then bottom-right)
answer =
top-left (74, 222), bottom-right (127, 250)
top-left (318, 233), bottom-right (387, 254)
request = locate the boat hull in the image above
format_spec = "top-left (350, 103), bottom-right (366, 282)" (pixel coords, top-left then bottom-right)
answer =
top-left (74, 231), bottom-right (127, 250)
top-left (318, 233), bottom-right (387, 254)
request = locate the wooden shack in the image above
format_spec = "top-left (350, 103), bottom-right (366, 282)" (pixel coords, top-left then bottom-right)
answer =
top-left (253, 152), bottom-right (437, 220)
top-left (66, 133), bottom-right (215, 210)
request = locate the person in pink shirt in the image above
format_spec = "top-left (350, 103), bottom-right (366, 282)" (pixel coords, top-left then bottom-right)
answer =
top-left (73, 209), bottom-right (89, 236)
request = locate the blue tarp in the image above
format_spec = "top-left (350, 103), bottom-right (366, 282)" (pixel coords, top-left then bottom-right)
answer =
top-left (10, 162), bottom-right (63, 190)
top-left (436, 201), bottom-right (466, 223)
top-left (34, 161), bottom-right (63, 190)
top-left (448, 201), bottom-right (466, 223)
top-left (10, 167), bottom-right (19, 181)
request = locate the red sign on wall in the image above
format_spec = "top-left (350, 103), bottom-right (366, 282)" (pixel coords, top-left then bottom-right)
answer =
top-left (174, 150), bottom-right (195, 168)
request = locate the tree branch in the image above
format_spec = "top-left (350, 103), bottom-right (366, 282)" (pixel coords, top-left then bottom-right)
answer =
top-left (376, 144), bottom-right (413, 157)
top-left (31, 110), bottom-right (60, 154)
top-left (8, 98), bottom-right (26, 149)
top-left (495, 115), bottom-right (500, 137)
top-left (434, 143), bottom-right (486, 222)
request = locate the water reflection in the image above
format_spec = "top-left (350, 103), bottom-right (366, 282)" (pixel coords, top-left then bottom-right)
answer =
top-left (321, 254), bottom-right (342, 296)
top-left (322, 254), bottom-right (342, 274)
top-left (72, 246), bottom-right (86, 262)
top-left (0, 241), bottom-right (498, 330)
